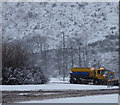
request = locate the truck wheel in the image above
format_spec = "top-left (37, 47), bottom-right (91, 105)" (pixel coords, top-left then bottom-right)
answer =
top-left (96, 80), bottom-right (99, 85)
top-left (93, 79), bottom-right (99, 85)
top-left (76, 78), bottom-right (81, 84)
top-left (70, 78), bottom-right (75, 84)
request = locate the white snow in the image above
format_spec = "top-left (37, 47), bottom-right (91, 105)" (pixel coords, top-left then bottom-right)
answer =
top-left (18, 93), bottom-right (29, 95)
top-left (1, 78), bottom-right (118, 91)
top-left (1, 84), bottom-right (118, 91)
top-left (20, 94), bottom-right (119, 103)
top-left (1, 78), bottom-right (119, 103)
top-left (18, 92), bottom-right (57, 96)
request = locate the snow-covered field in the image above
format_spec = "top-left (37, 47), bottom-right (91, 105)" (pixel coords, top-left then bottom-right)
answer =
top-left (1, 78), bottom-right (118, 91)
top-left (1, 78), bottom-right (119, 103)
top-left (21, 94), bottom-right (118, 103)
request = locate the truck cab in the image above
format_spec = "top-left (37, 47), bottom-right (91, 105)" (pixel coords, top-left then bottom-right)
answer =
top-left (94, 68), bottom-right (108, 79)
top-left (93, 68), bottom-right (115, 85)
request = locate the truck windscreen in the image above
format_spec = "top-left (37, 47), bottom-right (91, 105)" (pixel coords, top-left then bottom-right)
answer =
top-left (98, 70), bottom-right (102, 75)
top-left (103, 70), bottom-right (108, 75)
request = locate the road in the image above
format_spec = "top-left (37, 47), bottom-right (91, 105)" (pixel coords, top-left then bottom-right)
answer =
top-left (2, 87), bottom-right (119, 103)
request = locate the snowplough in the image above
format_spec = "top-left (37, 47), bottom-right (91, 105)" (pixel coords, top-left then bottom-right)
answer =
top-left (69, 67), bottom-right (119, 86)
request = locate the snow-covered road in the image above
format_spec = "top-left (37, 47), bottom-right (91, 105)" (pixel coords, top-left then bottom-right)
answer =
top-left (1, 78), bottom-right (118, 91)
top-left (21, 94), bottom-right (118, 103)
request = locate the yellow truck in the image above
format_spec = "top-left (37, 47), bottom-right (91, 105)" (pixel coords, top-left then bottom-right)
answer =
top-left (70, 67), bottom-right (118, 85)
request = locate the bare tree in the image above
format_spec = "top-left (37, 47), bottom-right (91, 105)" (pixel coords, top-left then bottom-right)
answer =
top-left (28, 35), bottom-right (49, 72)
top-left (55, 45), bottom-right (63, 76)
top-left (2, 39), bottom-right (30, 69)
top-left (66, 37), bottom-right (76, 67)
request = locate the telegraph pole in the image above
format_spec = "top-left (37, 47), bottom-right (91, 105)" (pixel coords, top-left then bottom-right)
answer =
top-left (85, 31), bottom-right (88, 67)
top-left (62, 32), bottom-right (65, 81)
top-left (82, 22), bottom-right (89, 68)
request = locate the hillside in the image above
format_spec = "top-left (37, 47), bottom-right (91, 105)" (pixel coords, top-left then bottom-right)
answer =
top-left (2, 2), bottom-right (118, 48)
top-left (2, 2), bottom-right (119, 78)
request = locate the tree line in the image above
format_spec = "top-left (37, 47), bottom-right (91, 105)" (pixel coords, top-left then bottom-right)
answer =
top-left (2, 33), bottom-right (119, 84)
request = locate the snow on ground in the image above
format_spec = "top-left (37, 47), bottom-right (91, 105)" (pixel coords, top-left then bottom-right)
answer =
top-left (20, 94), bottom-right (118, 103)
top-left (50, 77), bottom-right (70, 83)
top-left (1, 78), bottom-right (118, 91)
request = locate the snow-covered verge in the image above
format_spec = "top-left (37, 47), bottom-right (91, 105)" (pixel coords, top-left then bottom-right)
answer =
top-left (1, 78), bottom-right (118, 91)
top-left (49, 77), bottom-right (70, 83)
top-left (20, 94), bottom-right (118, 103)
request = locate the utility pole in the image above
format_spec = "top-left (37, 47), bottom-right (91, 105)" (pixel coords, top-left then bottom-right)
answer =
top-left (62, 32), bottom-right (65, 81)
top-left (85, 31), bottom-right (88, 67)
top-left (81, 22), bottom-right (89, 68)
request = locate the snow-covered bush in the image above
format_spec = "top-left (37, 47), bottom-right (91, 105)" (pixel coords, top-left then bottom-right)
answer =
top-left (2, 39), bottom-right (49, 85)
top-left (2, 67), bottom-right (49, 85)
